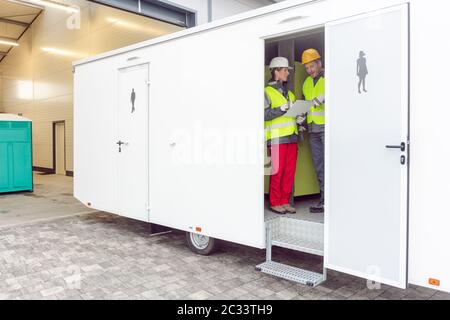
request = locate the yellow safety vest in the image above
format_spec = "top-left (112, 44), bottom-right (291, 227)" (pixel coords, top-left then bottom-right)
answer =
top-left (264, 86), bottom-right (297, 141)
top-left (303, 76), bottom-right (325, 125)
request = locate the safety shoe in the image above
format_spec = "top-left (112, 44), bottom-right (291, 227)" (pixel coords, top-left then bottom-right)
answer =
top-left (309, 202), bottom-right (324, 213)
top-left (283, 204), bottom-right (297, 214)
top-left (310, 199), bottom-right (324, 213)
top-left (270, 206), bottom-right (287, 215)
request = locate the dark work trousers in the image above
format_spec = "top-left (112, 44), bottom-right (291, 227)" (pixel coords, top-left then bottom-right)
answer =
top-left (310, 132), bottom-right (325, 200)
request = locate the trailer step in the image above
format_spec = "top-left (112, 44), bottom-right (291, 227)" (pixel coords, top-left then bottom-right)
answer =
top-left (256, 216), bottom-right (327, 286)
top-left (272, 237), bottom-right (323, 256)
top-left (256, 261), bottom-right (324, 287)
top-left (270, 217), bottom-right (324, 256)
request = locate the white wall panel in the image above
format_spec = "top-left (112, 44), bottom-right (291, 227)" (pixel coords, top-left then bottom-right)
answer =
top-left (408, 0), bottom-right (450, 293)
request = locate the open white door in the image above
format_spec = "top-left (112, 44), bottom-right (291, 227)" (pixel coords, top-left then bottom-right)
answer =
top-left (325, 5), bottom-right (409, 288)
top-left (116, 63), bottom-right (150, 222)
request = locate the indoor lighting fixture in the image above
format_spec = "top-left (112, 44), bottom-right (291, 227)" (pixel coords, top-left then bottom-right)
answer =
top-left (106, 17), bottom-right (161, 36)
top-left (7, 0), bottom-right (79, 13)
top-left (41, 47), bottom-right (85, 58)
top-left (0, 37), bottom-right (19, 47)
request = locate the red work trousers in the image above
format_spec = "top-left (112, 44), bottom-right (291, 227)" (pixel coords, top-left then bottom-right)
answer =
top-left (269, 143), bottom-right (298, 207)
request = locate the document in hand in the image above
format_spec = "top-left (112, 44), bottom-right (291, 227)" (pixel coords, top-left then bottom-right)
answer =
top-left (284, 100), bottom-right (314, 118)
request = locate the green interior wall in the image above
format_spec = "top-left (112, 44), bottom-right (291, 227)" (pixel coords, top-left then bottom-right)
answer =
top-left (264, 63), bottom-right (320, 197)
top-left (0, 121), bottom-right (33, 193)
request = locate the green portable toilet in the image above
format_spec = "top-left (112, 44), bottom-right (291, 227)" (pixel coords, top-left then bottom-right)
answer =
top-left (0, 114), bottom-right (33, 194)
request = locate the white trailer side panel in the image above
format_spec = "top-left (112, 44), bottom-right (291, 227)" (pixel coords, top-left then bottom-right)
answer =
top-left (74, 60), bottom-right (118, 215)
top-left (143, 24), bottom-right (266, 248)
top-left (408, 0), bottom-right (450, 293)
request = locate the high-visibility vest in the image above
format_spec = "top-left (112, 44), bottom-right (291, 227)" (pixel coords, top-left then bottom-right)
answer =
top-left (264, 86), bottom-right (297, 141)
top-left (303, 76), bottom-right (325, 125)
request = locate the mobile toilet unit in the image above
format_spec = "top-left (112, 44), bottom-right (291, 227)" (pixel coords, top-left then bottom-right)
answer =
top-left (73, 0), bottom-right (450, 293)
top-left (0, 114), bottom-right (33, 194)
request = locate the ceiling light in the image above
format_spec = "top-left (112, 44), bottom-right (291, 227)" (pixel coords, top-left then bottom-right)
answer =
top-left (42, 47), bottom-right (85, 58)
top-left (0, 38), bottom-right (19, 47)
top-left (106, 17), bottom-right (161, 36)
top-left (8, 0), bottom-right (79, 13)
top-left (6, 0), bottom-right (43, 9)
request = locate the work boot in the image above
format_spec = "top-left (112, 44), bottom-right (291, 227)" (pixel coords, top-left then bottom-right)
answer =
top-left (270, 206), bottom-right (287, 215)
top-left (283, 204), bottom-right (297, 214)
top-left (310, 198), bottom-right (324, 213)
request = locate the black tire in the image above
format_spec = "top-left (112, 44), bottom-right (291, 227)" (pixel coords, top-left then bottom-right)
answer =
top-left (185, 232), bottom-right (217, 255)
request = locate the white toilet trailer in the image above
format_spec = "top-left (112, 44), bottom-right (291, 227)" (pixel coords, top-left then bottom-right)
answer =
top-left (73, 0), bottom-right (450, 293)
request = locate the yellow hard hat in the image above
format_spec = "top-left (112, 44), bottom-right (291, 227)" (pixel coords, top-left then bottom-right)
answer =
top-left (301, 48), bottom-right (321, 65)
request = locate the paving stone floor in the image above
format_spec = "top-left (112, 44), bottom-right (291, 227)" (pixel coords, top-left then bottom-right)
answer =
top-left (0, 212), bottom-right (449, 300)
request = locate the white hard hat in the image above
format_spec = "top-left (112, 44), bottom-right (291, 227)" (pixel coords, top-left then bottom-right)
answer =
top-left (269, 57), bottom-right (293, 70)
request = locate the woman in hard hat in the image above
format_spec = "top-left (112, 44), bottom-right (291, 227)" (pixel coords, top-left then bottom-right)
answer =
top-left (301, 48), bottom-right (326, 213)
top-left (265, 57), bottom-right (302, 215)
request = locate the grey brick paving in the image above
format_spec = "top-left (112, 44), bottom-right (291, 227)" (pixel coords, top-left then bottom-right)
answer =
top-left (0, 212), bottom-right (448, 300)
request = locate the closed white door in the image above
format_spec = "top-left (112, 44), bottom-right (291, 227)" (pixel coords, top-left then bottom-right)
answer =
top-left (55, 122), bottom-right (65, 175)
top-left (117, 63), bottom-right (150, 222)
top-left (325, 5), bottom-right (409, 288)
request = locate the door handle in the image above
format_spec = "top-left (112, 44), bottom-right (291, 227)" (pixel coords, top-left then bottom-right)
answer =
top-left (385, 142), bottom-right (406, 152)
top-left (116, 140), bottom-right (128, 153)
top-left (116, 140), bottom-right (123, 153)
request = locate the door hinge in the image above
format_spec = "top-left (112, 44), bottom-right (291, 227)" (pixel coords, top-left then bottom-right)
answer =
top-left (146, 203), bottom-right (151, 211)
top-left (146, 80), bottom-right (150, 86)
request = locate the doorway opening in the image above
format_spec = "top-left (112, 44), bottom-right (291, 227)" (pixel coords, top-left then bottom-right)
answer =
top-left (264, 27), bottom-right (325, 225)
top-left (53, 121), bottom-right (66, 176)
top-left (257, 27), bottom-right (326, 286)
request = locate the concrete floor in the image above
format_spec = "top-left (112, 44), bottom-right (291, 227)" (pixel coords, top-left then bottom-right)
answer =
top-left (0, 174), bottom-right (449, 300)
top-left (265, 198), bottom-right (324, 223)
top-left (0, 173), bottom-right (96, 228)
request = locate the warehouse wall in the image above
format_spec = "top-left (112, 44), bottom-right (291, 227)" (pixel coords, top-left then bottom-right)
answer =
top-left (168, 0), bottom-right (279, 24)
top-left (0, 78), bottom-right (3, 112)
top-left (170, 0), bottom-right (209, 24)
top-left (212, 0), bottom-right (277, 21)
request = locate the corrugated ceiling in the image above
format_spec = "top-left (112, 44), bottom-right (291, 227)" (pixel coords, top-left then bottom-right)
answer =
top-left (0, 0), bottom-right (42, 63)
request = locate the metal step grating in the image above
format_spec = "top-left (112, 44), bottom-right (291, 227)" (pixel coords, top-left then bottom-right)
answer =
top-left (256, 261), bottom-right (324, 287)
top-left (269, 217), bottom-right (324, 256)
top-left (272, 236), bottom-right (323, 256)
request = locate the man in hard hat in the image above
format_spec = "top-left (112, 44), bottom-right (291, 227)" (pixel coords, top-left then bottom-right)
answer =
top-left (301, 49), bottom-right (325, 213)
top-left (265, 57), bottom-right (303, 215)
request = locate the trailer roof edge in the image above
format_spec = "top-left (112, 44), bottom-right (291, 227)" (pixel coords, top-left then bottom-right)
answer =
top-left (73, 0), bottom-right (322, 67)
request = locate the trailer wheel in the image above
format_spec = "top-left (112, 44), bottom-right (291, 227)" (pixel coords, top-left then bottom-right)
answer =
top-left (186, 232), bottom-right (216, 255)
